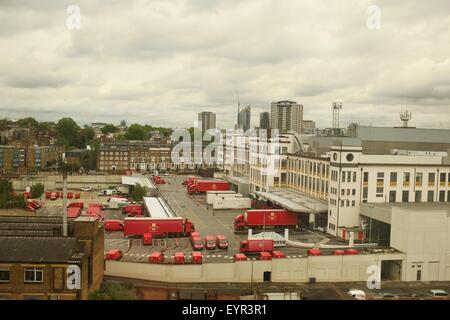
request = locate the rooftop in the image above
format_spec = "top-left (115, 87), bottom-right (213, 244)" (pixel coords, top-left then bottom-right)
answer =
top-left (256, 188), bottom-right (328, 213)
top-left (0, 236), bottom-right (79, 263)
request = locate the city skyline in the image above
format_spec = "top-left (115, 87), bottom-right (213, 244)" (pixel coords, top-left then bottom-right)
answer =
top-left (0, 1), bottom-right (449, 129)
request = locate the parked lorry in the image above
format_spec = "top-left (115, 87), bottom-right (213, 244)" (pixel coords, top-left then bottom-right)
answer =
top-left (191, 252), bottom-right (203, 264)
top-left (123, 217), bottom-right (195, 237)
top-left (190, 232), bottom-right (204, 250)
top-left (212, 197), bottom-right (252, 210)
top-left (182, 177), bottom-right (197, 185)
top-left (149, 252), bottom-right (164, 263)
top-left (68, 202), bottom-right (84, 209)
top-left (106, 249), bottom-right (123, 260)
top-left (234, 209), bottom-right (299, 230)
top-left (121, 204), bottom-right (143, 215)
top-left (204, 235), bottom-right (216, 250)
top-left (216, 235), bottom-right (229, 250)
top-left (104, 220), bottom-right (124, 231)
top-left (187, 180), bottom-right (229, 195)
top-left (240, 239), bottom-right (274, 254)
top-left (67, 207), bottom-right (82, 219)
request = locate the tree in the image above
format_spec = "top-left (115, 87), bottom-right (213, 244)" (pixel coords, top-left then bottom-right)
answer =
top-left (101, 124), bottom-right (119, 134)
top-left (55, 118), bottom-right (81, 148)
top-left (16, 117), bottom-right (39, 128)
top-left (0, 180), bottom-right (26, 209)
top-left (30, 183), bottom-right (45, 199)
top-left (124, 124), bottom-right (147, 140)
top-left (131, 184), bottom-right (147, 202)
top-left (79, 127), bottom-right (95, 148)
top-left (89, 282), bottom-right (135, 300)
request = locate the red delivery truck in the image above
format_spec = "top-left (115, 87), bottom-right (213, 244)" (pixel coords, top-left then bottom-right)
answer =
top-left (68, 202), bottom-right (84, 209)
top-left (240, 239), bottom-right (274, 254)
top-left (190, 233), bottom-right (204, 251)
top-left (187, 180), bottom-right (229, 195)
top-left (50, 192), bottom-right (58, 200)
top-left (234, 253), bottom-right (248, 262)
top-left (149, 252), bottom-right (164, 263)
top-left (104, 220), bottom-right (124, 231)
top-left (121, 204), bottom-right (143, 215)
top-left (45, 191), bottom-right (52, 199)
top-left (191, 252), bottom-right (203, 264)
top-left (174, 252), bottom-right (185, 264)
top-left (333, 250), bottom-right (346, 255)
top-left (216, 235), bottom-right (229, 250)
top-left (67, 192), bottom-right (74, 199)
top-left (143, 233), bottom-right (153, 245)
top-left (74, 193), bottom-right (81, 199)
top-left (67, 207), bottom-right (82, 219)
top-left (204, 235), bottom-right (216, 250)
top-left (258, 252), bottom-right (273, 261)
top-left (123, 217), bottom-right (195, 237)
top-left (272, 251), bottom-right (286, 259)
top-left (182, 177), bottom-right (196, 185)
top-left (106, 249), bottom-right (123, 260)
top-left (345, 249), bottom-right (359, 255)
top-left (307, 248), bottom-right (321, 256)
top-left (234, 209), bottom-right (298, 230)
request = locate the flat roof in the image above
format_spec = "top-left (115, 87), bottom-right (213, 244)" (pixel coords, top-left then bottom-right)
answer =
top-left (143, 197), bottom-right (177, 218)
top-left (360, 202), bottom-right (450, 224)
top-left (121, 175), bottom-right (156, 189)
top-left (256, 189), bottom-right (328, 213)
top-left (224, 175), bottom-right (249, 185)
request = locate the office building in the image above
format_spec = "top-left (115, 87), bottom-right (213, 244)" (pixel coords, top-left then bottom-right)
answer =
top-left (237, 106), bottom-right (251, 132)
top-left (259, 112), bottom-right (270, 129)
top-left (270, 101), bottom-right (304, 133)
top-left (198, 112), bottom-right (216, 131)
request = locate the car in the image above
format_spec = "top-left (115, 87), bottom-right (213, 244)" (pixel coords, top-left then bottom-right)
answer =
top-left (105, 249), bottom-right (123, 260)
top-left (429, 289), bottom-right (449, 297)
top-left (374, 292), bottom-right (398, 299)
top-left (216, 235), bottom-right (228, 250)
top-left (80, 186), bottom-right (92, 191)
top-left (103, 220), bottom-right (124, 231)
top-left (204, 235), bottom-right (216, 250)
top-left (347, 289), bottom-right (366, 300)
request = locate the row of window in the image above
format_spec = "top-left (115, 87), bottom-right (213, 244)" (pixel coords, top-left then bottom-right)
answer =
top-left (0, 267), bottom-right (42, 283)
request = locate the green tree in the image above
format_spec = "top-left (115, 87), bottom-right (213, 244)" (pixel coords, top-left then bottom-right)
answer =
top-left (131, 184), bottom-right (147, 202)
top-left (101, 124), bottom-right (119, 134)
top-left (89, 282), bottom-right (135, 300)
top-left (16, 117), bottom-right (39, 128)
top-left (55, 118), bottom-right (81, 147)
top-left (0, 180), bottom-right (27, 209)
top-left (124, 124), bottom-right (147, 140)
top-left (30, 183), bottom-right (45, 199)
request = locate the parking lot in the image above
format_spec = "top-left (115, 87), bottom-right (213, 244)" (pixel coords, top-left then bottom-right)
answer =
top-left (34, 174), bottom-right (383, 264)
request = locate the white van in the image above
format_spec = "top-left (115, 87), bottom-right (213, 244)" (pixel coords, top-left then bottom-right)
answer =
top-left (98, 189), bottom-right (117, 196)
top-left (108, 197), bottom-right (129, 204)
top-left (347, 289), bottom-right (366, 300)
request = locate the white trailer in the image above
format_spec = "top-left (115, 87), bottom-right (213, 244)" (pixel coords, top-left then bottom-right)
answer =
top-left (212, 197), bottom-right (252, 210)
top-left (206, 191), bottom-right (238, 205)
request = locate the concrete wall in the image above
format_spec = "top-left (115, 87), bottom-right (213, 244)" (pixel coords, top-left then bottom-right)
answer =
top-left (106, 253), bottom-right (406, 283)
top-left (390, 207), bottom-right (450, 281)
top-left (12, 175), bottom-right (122, 191)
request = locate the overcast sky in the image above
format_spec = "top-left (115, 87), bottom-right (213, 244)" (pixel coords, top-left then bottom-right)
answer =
top-left (0, 0), bottom-right (449, 129)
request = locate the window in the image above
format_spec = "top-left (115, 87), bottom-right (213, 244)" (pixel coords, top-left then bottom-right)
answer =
top-left (0, 269), bottom-right (10, 282)
top-left (415, 172), bottom-right (423, 185)
top-left (352, 189), bottom-right (356, 196)
top-left (389, 191), bottom-right (396, 203)
top-left (440, 173), bottom-right (446, 185)
top-left (448, 191), bottom-right (450, 202)
top-left (341, 189), bottom-right (345, 196)
top-left (353, 172), bottom-right (357, 182)
top-left (439, 191), bottom-right (445, 202)
top-left (363, 172), bottom-right (369, 183)
top-left (403, 172), bottom-right (410, 184)
top-left (363, 187), bottom-right (368, 199)
top-left (427, 190), bottom-right (434, 202)
top-left (390, 172), bottom-right (397, 185)
top-left (24, 267), bottom-right (43, 283)
top-left (342, 171), bottom-right (346, 182)
top-left (415, 190), bottom-right (422, 202)
top-left (428, 173), bottom-right (435, 185)
top-left (351, 200), bottom-right (355, 207)
top-left (402, 191), bottom-right (409, 202)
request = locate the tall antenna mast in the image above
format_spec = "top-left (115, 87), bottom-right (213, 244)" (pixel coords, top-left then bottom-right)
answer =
top-left (400, 109), bottom-right (412, 128)
top-left (332, 101), bottom-right (343, 128)
top-left (236, 90), bottom-right (241, 128)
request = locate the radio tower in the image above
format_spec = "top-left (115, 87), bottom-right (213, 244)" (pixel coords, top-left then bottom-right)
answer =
top-left (332, 101), bottom-right (343, 128)
top-left (400, 109), bottom-right (412, 128)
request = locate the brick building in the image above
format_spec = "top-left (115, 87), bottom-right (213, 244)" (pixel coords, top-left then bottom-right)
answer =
top-left (0, 216), bottom-right (104, 300)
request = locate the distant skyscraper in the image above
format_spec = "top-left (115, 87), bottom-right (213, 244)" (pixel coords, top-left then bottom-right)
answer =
top-left (302, 120), bottom-right (316, 134)
top-left (259, 112), bottom-right (270, 129)
top-left (237, 105), bottom-right (251, 132)
top-left (198, 112), bottom-right (216, 131)
top-left (270, 101), bottom-right (304, 133)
